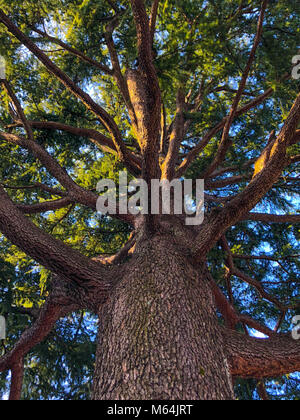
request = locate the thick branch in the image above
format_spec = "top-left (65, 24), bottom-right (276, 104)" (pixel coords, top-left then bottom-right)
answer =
top-left (129, 0), bottom-right (156, 74)
top-left (0, 269), bottom-right (124, 385)
top-left (9, 358), bottom-right (24, 400)
top-left (126, 1), bottom-right (162, 187)
top-left (0, 276), bottom-right (89, 393)
top-left (0, 185), bottom-right (114, 289)
top-left (125, 2), bottom-right (162, 230)
top-left (223, 328), bottom-right (300, 379)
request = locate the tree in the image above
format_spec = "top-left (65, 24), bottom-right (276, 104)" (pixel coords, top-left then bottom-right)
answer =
top-left (0, 0), bottom-right (299, 400)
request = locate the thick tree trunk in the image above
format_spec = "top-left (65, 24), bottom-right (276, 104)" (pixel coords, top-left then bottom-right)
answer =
top-left (92, 233), bottom-right (234, 400)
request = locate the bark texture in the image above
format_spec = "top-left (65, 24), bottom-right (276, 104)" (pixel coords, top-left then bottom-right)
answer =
top-left (92, 234), bottom-right (234, 400)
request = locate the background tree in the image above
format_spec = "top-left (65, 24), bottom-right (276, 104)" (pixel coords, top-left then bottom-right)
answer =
top-left (0, 0), bottom-right (299, 400)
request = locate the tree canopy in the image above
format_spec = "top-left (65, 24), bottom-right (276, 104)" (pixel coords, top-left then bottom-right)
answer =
top-left (0, 0), bottom-right (299, 400)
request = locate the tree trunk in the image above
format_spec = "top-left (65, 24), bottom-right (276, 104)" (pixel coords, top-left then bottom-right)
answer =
top-left (92, 233), bottom-right (234, 400)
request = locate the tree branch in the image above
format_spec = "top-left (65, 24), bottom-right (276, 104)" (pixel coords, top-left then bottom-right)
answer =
top-left (1, 181), bottom-right (67, 197)
top-left (1, 80), bottom-right (34, 141)
top-left (220, 236), bottom-right (296, 312)
top-left (8, 119), bottom-right (142, 167)
top-left (127, 0), bottom-right (162, 183)
top-left (149, 0), bottom-right (160, 46)
top-left (0, 300), bottom-right (64, 373)
top-left (129, 0), bottom-right (156, 74)
top-left (0, 185), bottom-right (115, 289)
top-left (0, 129), bottom-right (135, 224)
top-left (16, 197), bottom-right (73, 214)
top-left (0, 130), bottom-right (82, 192)
top-left (104, 16), bottom-right (138, 133)
top-left (232, 266), bottom-right (289, 311)
top-left (8, 120), bottom-right (116, 154)
top-left (223, 328), bottom-right (300, 379)
top-left (199, 0), bottom-right (269, 179)
top-left (257, 381), bottom-right (270, 401)
top-left (192, 91), bottom-right (300, 259)
top-left (0, 273), bottom-right (91, 393)
top-left (244, 212), bottom-right (300, 224)
top-left (176, 85), bottom-right (275, 178)
top-left (232, 253), bottom-right (299, 262)
top-left (205, 175), bottom-right (249, 189)
top-left (161, 88), bottom-right (186, 180)
top-left (289, 154), bottom-right (300, 164)
top-left (211, 278), bottom-right (276, 337)
top-left (30, 26), bottom-right (113, 75)
top-left (9, 358), bottom-right (24, 400)
top-left (208, 159), bottom-right (256, 179)
top-left (92, 233), bottom-right (136, 265)
top-left (0, 269), bottom-right (124, 389)
top-left (208, 253), bottom-right (278, 339)
top-left (0, 10), bottom-right (140, 175)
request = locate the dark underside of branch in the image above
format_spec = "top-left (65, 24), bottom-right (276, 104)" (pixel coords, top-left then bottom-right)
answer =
top-left (224, 328), bottom-right (300, 379)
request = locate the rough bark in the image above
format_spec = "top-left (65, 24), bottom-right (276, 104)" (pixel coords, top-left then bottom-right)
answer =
top-left (224, 329), bottom-right (300, 379)
top-left (92, 233), bottom-right (234, 400)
